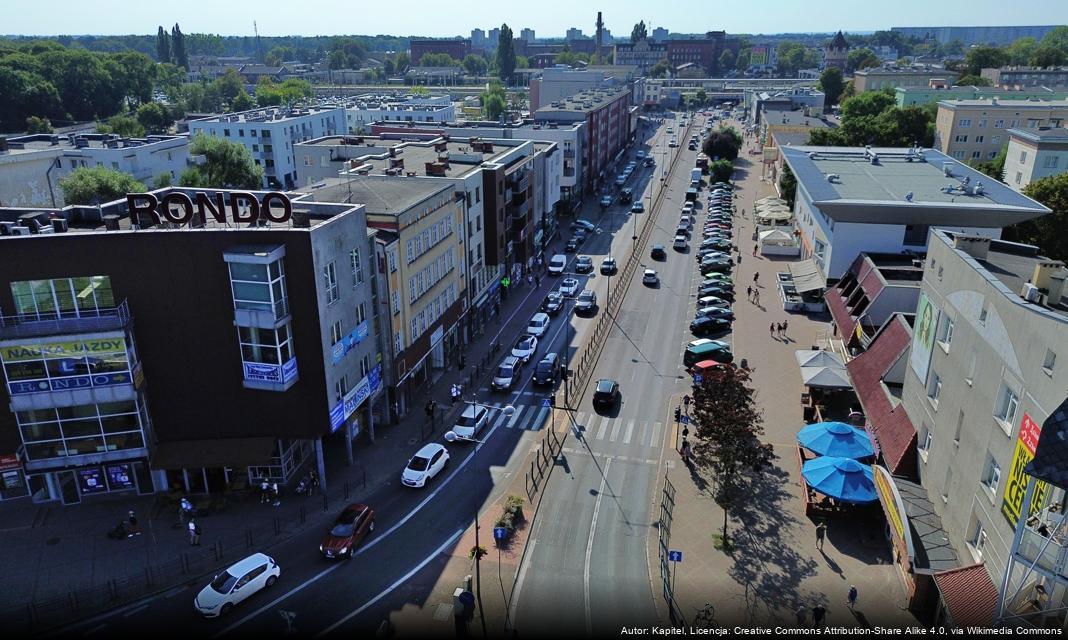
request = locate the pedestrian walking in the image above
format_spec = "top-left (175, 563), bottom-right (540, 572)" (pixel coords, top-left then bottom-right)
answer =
top-left (782, 319), bottom-right (789, 337)
top-left (770, 323), bottom-right (776, 338)
top-left (753, 244), bottom-right (759, 256)
top-left (309, 470), bottom-right (320, 496)
top-left (179, 497), bottom-right (194, 524)
top-left (795, 603), bottom-right (808, 625)
top-left (736, 254), bottom-right (742, 265)
top-left (746, 285), bottom-right (753, 301)
top-left (425, 399), bottom-right (434, 419)
top-left (753, 289), bottom-right (760, 305)
top-left (754, 272), bottom-right (760, 284)
top-left (846, 585), bottom-right (858, 610)
top-left (536, 274), bottom-right (541, 288)
top-left (270, 482), bottom-right (280, 507)
top-left (527, 274), bottom-right (534, 288)
top-left (450, 384), bottom-right (457, 405)
top-left (259, 477), bottom-right (269, 504)
top-left (812, 604), bottom-right (826, 628)
top-left (188, 519), bottom-right (201, 546)
top-left (127, 510), bottom-right (141, 537)
top-left (815, 521), bottom-right (827, 549)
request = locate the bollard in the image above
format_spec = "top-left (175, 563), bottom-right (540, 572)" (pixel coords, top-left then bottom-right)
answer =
top-left (300, 505), bottom-right (307, 525)
top-left (363, 469), bottom-right (367, 488)
top-left (322, 493), bottom-right (328, 512)
top-left (344, 480), bottom-right (350, 500)
top-left (215, 540), bottom-right (223, 560)
top-left (245, 529), bottom-right (254, 549)
top-left (274, 517), bottom-right (281, 536)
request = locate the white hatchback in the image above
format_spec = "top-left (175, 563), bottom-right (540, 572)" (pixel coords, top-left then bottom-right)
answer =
top-left (402, 443), bottom-right (450, 488)
top-left (527, 313), bottom-right (550, 338)
top-left (194, 553), bottom-right (280, 617)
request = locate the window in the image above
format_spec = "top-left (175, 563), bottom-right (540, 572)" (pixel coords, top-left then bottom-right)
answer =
top-left (977, 119), bottom-right (987, 128)
top-left (355, 302), bottom-right (366, 325)
top-left (988, 151), bottom-right (999, 159)
top-left (1044, 156), bottom-right (1060, 169)
top-left (927, 373), bottom-right (942, 407)
top-left (1020, 150), bottom-right (1028, 163)
top-left (330, 320), bottom-right (343, 345)
top-left (334, 375), bottom-right (348, 402)
top-left (954, 410), bottom-right (964, 446)
top-left (942, 467), bottom-right (953, 502)
top-left (970, 520), bottom-right (987, 560)
top-left (11, 276), bottom-right (116, 319)
top-left (954, 134), bottom-right (968, 143)
top-left (1027, 119), bottom-right (1041, 129)
top-left (994, 119), bottom-right (1004, 128)
top-left (237, 324), bottom-right (293, 367)
top-left (965, 352), bottom-right (977, 386)
top-left (324, 262), bottom-right (339, 304)
top-left (991, 135), bottom-right (1000, 145)
top-left (953, 150), bottom-right (966, 159)
top-left (974, 135), bottom-right (984, 144)
top-left (936, 316), bottom-right (954, 351)
top-left (958, 118), bottom-right (971, 127)
top-left (350, 248), bottom-right (363, 285)
top-left (972, 150), bottom-right (982, 159)
top-left (1016, 171), bottom-right (1023, 185)
top-left (391, 291), bottom-right (400, 315)
top-left (982, 455), bottom-right (1002, 495)
top-left (994, 383), bottom-right (1019, 431)
top-left (388, 250), bottom-right (397, 273)
top-left (1043, 349), bottom-right (1057, 375)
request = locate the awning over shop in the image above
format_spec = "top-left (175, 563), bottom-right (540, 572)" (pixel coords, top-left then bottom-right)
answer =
top-left (151, 437), bottom-right (278, 469)
top-left (787, 259), bottom-right (825, 293)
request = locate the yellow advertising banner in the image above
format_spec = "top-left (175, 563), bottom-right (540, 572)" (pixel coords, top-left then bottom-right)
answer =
top-left (0, 337), bottom-right (126, 363)
top-left (1001, 413), bottom-right (1050, 526)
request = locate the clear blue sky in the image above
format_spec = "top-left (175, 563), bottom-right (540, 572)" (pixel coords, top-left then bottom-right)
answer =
top-left (4, 0), bottom-right (1067, 37)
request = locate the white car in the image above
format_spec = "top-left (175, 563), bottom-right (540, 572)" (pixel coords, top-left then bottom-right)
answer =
top-left (673, 235), bottom-right (688, 250)
top-left (527, 313), bottom-right (550, 338)
top-left (453, 404), bottom-right (489, 440)
top-left (669, 138), bottom-right (678, 147)
top-left (402, 443), bottom-right (449, 488)
top-left (642, 269), bottom-right (659, 286)
top-left (547, 254), bottom-right (567, 275)
top-left (512, 334), bottom-right (538, 362)
top-left (560, 277), bottom-right (580, 297)
top-left (194, 553), bottom-right (280, 617)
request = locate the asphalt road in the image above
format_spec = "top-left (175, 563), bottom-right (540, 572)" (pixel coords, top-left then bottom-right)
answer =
top-left (511, 113), bottom-right (718, 635)
top-left (56, 115), bottom-right (692, 639)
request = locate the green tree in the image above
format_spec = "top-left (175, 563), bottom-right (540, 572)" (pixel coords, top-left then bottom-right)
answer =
top-left (1031, 46), bottom-right (1067, 68)
top-left (702, 127), bottom-right (742, 161)
top-left (383, 58), bottom-right (395, 76)
top-left (708, 158), bottom-right (734, 183)
top-left (1039, 26), bottom-right (1068, 58)
top-left (136, 101), bottom-right (172, 133)
top-left (694, 88), bottom-right (708, 106)
top-left (964, 45), bottom-right (1008, 76)
top-left (171, 24), bottom-right (188, 70)
top-left (648, 59), bottom-right (672, 79)
top-left (718, 49), bottom-right (736, 75)
top-left (156, 26), bottom-right (171, 64)
top-left (482, 81), bottom-right (507, 120)
top-left (955, 74), bottom-right (993, 87)
top-left (25, 115), bottom-right (53, 133)
top-left (943, 38), bottom-right (965, 56)
top-left (179, 133), bottom-right (263, 189)
top-left (394, 52), bottom-right (410, 73)
top-left (969, 144), bottom-right (1007, 181)
top-left (690, 367), bottom-right (775, 548)
top-left (230, 89), bottom-right (253, 111)
top-left (778, 163), bottom-right (798, 209)
top-left (846, 48), bottom-right (880, 73)
top-left (109, 51), bottom-right (157, 106)
top-left (1007, 37), bottom-right (1038, 65)
top-left (155, 62), bottom-right (185, 93)
top-left (735, 48), bottom-right (750, 72)
top-left (630, 21), bottom-right (648, 44)
top-left (1002, 172), bottom-right (1068, 261)
top-left (59, 166), bottom-right (146, 205)
top-left (496, 24), bottom-right (516, 84)
top-left (462, 54), bottom-right (488, 75)
top-left (807, 127), bottom-right (848, 147)
top-left (213, 68), bottom-right (245, 105)
top-left (818, 66), bottom-right (845, 108)
top-left (98, 114), bottom-right (145, 138)
top-left (515, 55), bottom-right (529, 69)
top-left (152, 172), bottom-right (173, 189)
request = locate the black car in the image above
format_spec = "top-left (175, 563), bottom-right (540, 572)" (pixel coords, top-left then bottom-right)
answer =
top-left (592, 378), bottom-right (620, 410)
top-left (543, 291), bottom-right (565, 315)
top-left (532, 353), bottom-right (562, 386)
top-left (690, 316), bottom-right (731, 336)
top-left (575, 256), bottom-right (594, 274)
top-left (565, 238), bottom-right (579, 253)
top-left (697, 284), bottom-right (734, 300)
top-left (620, 187), bottom-right (634, 204)
top-left (696, 306), bottom-right (735, 321)
top-left (650, 245), bottom-right (667, 260)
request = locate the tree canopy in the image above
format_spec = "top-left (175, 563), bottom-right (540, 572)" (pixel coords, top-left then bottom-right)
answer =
top-left (702, 126), bottom-right (742, 161)
top-left (255, 77), bottom-right (313, 106)
top-left (775, 42), bottom-right (820, 76)
top-left (1005, 172), bottom-right (1068, 261)
top-left (59, 166), bottom-right (146, 206)
top-left (631, 21), bottom-right (648, 44)
top-left (482, 81), bottom-right (507, 120)
top-left (496, 24), bottom-right (516, 84)
top-left (179, 133), bottom-right (264, 189)
top-left (845, 48), bottom-right (880, 73)
top-left (808, 88), bottom-right (935, 148)
top-left (818, 67), bottom-right (844, 108)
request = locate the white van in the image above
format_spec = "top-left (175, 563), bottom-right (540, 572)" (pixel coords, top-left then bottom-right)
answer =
top-left (548, 254), bottom-right (567, 275)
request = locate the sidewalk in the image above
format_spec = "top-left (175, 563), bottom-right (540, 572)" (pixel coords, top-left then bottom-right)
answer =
top-left (650, 118), bottom-right (919, 629)
top-left (0, 244), bottom-right (564, 627)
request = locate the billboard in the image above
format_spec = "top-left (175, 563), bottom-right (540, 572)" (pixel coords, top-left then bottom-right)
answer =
top-left (1002, 413), bottom-right (1050, 526)
top-left (750, 46), bottom-right (769, 67)
top-left (1, 336), bottom-right (131, 396)
top-left (908, 293), bottom-right (939, 385)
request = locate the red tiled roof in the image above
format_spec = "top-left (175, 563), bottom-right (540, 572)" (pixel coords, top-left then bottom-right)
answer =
top-left (933, 563), bottom-right (998, 628)
top-left (845, 315), bottom-right (918, 477)
top-left (859, 266), bottom-right (885, 300)
top-left (825, 287), bottom-right (858, 339)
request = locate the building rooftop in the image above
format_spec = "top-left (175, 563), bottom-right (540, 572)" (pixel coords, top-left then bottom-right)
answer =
top-left (1007, 126), bottom-right (1068, 144)
top-left (536, 86), bottom-right (631, 114)
top-left (297, 135), bottom-right (525, 179)
top-left (190, 106), bottom-right (342, 125)
top-left (781, 145), bottom-right (1050, 226)
top-left (938, 98), bottom-right (1068, 109)
top-left (854, 65), bottom-right (953, 75)
top-left (1, 133), bottom-right (185, 155)
top-left (296, 177), bottom-right (452, 215)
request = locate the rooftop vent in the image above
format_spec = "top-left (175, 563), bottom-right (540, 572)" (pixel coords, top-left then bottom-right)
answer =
top-left (826, 174), bottom-right (840, 183)
top-left (943, 162), bottom-right (954, 177)
top-left (905, 191), bottom-right (914, 202)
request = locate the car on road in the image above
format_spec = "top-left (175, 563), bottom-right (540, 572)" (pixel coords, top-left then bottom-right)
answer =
top-left (560, 277), bottom-right (580, 297)
top-left (615, 174), bottom-right (627, 187)
top-left (690, 316), bottom-right (731, 336)
top-left (669, 138), bottom-right (678, 147)
top-left (571, 219), bottom-right (596, 233)
top-left (565, 238), bottom-right (579, 253)
top-left (600, 257), bottom-right (618, 275)
top-left (548, 253), bottom-right (567, 275)
top-left (675, 224), bottom-right (691, 238)
top-left (631, 201), bottom-right (645, 213)
top-left (195, 553), bottom-right (280, 617)
top-left (650, 244), bottom-right (667, 260)
top-left (673, 235), bottom-right (688, 251)
top-left (636, 150), bottom-right (645, 159)
top-left (512, 334), bottom-right (538, 362)
top-left (453, 404), bottom-right (489, 440)
top-left (575, 290), bottom-right (598, 315)
top-left (319, 504), bottom-right (375, 560)
top-left (401, 443), bottom-right (449, 488)
top-left (575, 256), bottom-right (594, 274)
top-left (599, 195), bottom-right (613, 209)
top-left (688, 141), bottom-right (697, 151)
top-left (492, 355), bottom-right (523, 390)
top-left (644, 156), bottom-right (655, 167)
top-left (542, 291), bottom-right (565, 315)
top-left (527, 312), bottom-right (550, 338)
top-left (532, 352), bottom-right (562, 386)
top-left (573, 229), bottom-right (588, 244)
top-left (682, 202), bottom-right (695, 214)
top-left (620, 187), bottom-right (634, 203)
top-left (666, 127), bottom-right (674, 134)
top-left (642, 269), bottom-right (659, 286)
top-left (592, 378), bottom-right (621, 411)
top-left (696, 306), bottom-right (735, 321)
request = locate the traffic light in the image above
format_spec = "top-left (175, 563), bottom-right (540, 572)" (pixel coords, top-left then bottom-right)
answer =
top-left (674, 406), bottom-right (681, 422)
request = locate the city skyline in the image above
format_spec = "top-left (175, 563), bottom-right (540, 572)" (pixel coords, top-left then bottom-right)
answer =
top-left (3, 0), bottom-right (1067, 38)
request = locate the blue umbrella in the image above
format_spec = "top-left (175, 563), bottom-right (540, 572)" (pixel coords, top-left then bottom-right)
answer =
top-left (797, 421), bottom-right (874, 459)
top-left (801, 456), bottom-right (878, 504)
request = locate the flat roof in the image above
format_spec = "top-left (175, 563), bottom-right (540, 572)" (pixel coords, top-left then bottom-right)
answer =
top-left (781, 145), bottom-right (1050, 226)
top-left (297, 177), bottom-right (451, 215)
top-left (1007, 127), bottom-right (1068, 145)
top-left (938, 98), bottom-right (1068, 109)
top-left (192, 106), bottom-right (341, 124)
top-left (2, 133), bottom-right (185, 155)
top-left (536, 86), bottom-right (631, 114)
top-left (297, 135), bottom-right (524, 178)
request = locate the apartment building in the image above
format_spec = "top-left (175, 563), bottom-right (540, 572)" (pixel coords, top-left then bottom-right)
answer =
top-left (891, 25), bottom-right (1058, 47)
top-left (934, 98), bottom-right (1068, 162)
top-left (664, 32), bottom-right (740, 76)
top-left (895, 86), bottom-right (1068, 108)
top-left (0, 133), bottom-right (189, 208)
top-left (853, 66), bottom-right (959, 93)
top-left (529, 68), bottom-right (613, 110)
top-left (189, 106), bottom-right (347, 190)
top-left (409, 39), bottom-right (470, 65)
top-left (901, 231), bottom-right (1068, 624)
top-left (981, 67), bottom-right (1068, 89)
top-left (341, 94), bottom-right (455, 133)
top-left (0, 188), bottom-right (382, 504)
top-left (780, 145), bottom-right (1050, 281)
top-left (612, 39), bottom-right (667, 73)
top-left (1003, 127), bottom-right (1068, 191)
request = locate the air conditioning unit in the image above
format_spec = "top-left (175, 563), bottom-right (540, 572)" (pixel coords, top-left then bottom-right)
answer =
top-left (1022, 283), bottom-right (1041, 302)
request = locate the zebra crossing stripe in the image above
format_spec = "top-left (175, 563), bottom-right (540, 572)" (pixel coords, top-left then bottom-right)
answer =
top-left (528, 406), bottom-right (549, 431)
top-left (651, 422), bottom-right (662, 448)
top-left (622, 420), bottom-right (635, 444)
top-left (596, 416), bottom-right (610, 440)
top-left (505, 406), bottom-right (526, 429)
top-left (609, 419), bottom-right (623, 441)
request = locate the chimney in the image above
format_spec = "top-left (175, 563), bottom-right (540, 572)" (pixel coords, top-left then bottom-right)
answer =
top-left (953, 235), bottom-right (991, 260)
top-left (1032, 260), bottom-right (1065, 290)
top-left (292, 210), bottom-right (310, 228)
top-left (1048, 270), bottom-right (1068, 306)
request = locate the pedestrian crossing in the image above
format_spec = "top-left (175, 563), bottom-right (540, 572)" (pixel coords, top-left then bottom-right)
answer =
top-left (481, 403), bottom-right (665, 448)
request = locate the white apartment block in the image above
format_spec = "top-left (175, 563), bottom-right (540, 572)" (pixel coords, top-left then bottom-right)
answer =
top-left (1003, 127), bottom-right (1068, 192)
top-left (189, 106), bottom-right (346, 190)
top-left (340, 95), bottom-right (455, 133)
top-left (0, 133), bottom-right (189, 208)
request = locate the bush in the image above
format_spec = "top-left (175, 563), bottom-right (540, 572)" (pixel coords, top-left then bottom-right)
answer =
top-left (494, 494), bottom-right (526, 535)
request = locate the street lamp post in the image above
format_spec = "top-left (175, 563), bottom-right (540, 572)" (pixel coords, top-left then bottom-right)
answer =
top-left (444, 399), bottom-right (515, 640)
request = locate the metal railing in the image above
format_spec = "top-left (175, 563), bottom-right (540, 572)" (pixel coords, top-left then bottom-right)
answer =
top-left (0, 300), bottom-right (131, 340)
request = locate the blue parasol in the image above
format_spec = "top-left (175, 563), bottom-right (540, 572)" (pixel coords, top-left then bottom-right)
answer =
top-left (797, 421), bottom-right (875, 459)
top-left (801, 456), bottom-right (878, 504)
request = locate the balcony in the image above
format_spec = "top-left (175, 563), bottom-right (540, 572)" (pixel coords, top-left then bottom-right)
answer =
top-left (508, 171), bottom-right (530, 194)
top-left (563, 167), bottom-right (576, 177)
top-left (0, 300), bottom-right (131, 340)
top-left (563, 149), bottom-right (575, 159)
top-left (1015, 525), bottom-right (1068, 582)
top-left (508, 194), bottom-right (531, 220)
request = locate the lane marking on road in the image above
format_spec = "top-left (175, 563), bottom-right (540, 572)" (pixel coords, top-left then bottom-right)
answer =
top-left (122, 604), bottom-right (149, 618)
top-left (314, 527), bottom-right (464, 637)
top-left (584, 457), bottom-right (611, 635)
top-left (596, 416), bottom-right (609, 441)
top-left (651, 422), bottom-right (662, 448)
top-left (84, 624), bottom-right (107, 636)
top-left (508, 537), bottom-right (536, 632)
top-left (623, 420), bottom-right (636, 445)
top-left (609, 418), bottom-right (623, 442)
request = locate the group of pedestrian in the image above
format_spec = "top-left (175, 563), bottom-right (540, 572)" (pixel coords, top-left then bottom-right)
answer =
top-left (259, 477), bottom-right (281, 507)
top-left (450, 383), bottom-right (463, 405)
top-left (179, 497), bottom-right (195, 524)
top-left (188, 518), bottom-right (202, 546)
top-left (745, 285), bottom-right (760, 305)
top-left (769, 320), bottom-right (789, 339)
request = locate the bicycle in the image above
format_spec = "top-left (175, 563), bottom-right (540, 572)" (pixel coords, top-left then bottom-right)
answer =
top-left (693, 602), bottom-right (716, 628)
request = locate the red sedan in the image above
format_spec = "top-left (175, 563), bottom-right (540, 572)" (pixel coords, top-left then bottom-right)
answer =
top-left (319, 503), bottom-right (375, 559)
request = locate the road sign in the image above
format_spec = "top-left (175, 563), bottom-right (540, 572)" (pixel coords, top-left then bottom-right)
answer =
top-left (501, 277), bottom-right (511, 287)
top-left (680, 414), bottom-right (690, 425)
top-left (669, 550), bottom-right (683, 562)
top-left (542, 398), bottom-right (552, 408)
top-left (493, 527), bottom-right (508, 540)
top-left (694, 374), bottom-right (703, 383)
